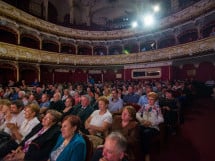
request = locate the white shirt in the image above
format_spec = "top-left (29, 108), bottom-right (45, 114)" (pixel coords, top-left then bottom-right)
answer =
top-left (18, 117), bottom-right (40, 143)
top-left (136, 104), bottom-right (163, 130)
top-left (90, 110), bottom-right (112, 127)
top-left (12, 110), bottom-right (25, 128)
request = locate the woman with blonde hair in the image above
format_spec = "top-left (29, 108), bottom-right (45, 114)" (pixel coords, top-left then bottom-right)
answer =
top-left (136, 92), bottom-right (164, 161)
top-left (4, 110), bottom-right (62, 161)
top-left (0, 103), bottom-right (41, 158)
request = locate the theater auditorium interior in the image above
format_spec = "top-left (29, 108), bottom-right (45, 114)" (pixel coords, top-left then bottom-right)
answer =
top-left (0, 0), bottom-right (215, 161)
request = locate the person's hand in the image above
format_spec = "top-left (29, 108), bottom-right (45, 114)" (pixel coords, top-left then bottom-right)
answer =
top-left (6, 123), bottom-right (18, 131)
top-left (99, 157), bottom-right (108, 161)
top-left (12, 150), bottom-right (25, 161)
top-left (163, 106), bottom-right (170, 111)
top-left (142, 120), bottom-right (152, 127)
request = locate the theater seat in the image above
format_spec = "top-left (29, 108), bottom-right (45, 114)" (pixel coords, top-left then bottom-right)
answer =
top-left (82, 134), bottom-right (94, 161)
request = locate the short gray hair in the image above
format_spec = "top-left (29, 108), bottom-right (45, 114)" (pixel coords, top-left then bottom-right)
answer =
top-left (106, 132), bottom-right (127, 153)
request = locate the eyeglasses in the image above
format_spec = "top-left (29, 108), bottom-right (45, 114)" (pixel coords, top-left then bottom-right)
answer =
top-left (43, 117), bottom-right (52, 121)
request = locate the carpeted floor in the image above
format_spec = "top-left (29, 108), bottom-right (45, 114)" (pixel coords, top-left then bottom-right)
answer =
top-left (151, 97), bottom-right (215, 161)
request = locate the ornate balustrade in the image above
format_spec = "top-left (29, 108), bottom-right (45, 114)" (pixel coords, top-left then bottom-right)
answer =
top-left (0, 36), bottom-right (214, 66)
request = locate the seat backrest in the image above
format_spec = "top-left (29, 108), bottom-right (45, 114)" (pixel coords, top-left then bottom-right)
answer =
top-left (82, 134), bottom-right (94, 161)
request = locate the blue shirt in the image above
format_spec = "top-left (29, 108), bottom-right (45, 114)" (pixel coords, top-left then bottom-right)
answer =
top-left (108, 97), bottom-right (123, 113)
top-left (123, 93), bottom-right (140, 104)
top-left (50, 133), bottom-right (86, 161)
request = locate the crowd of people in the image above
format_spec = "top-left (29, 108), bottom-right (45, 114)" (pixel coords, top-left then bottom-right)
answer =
top-left (0, 79), bottom-right (196, 161)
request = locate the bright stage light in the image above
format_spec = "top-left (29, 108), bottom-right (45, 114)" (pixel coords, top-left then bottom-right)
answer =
top-left (131, 21), bottom-right (138, 28)
top-left (153, 5), bottom-right (160, 12)
top-left (143, 15), bottom-right (154, 26)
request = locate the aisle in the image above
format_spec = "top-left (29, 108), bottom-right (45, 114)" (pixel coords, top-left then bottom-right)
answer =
top-left (152, 98), bottom-right (215, 161)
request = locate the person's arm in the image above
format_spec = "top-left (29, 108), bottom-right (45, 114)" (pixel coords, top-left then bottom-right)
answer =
top-left (88, 121), bottom-right (111, 134)
top-left (85, 116), bottom-right (92, 130)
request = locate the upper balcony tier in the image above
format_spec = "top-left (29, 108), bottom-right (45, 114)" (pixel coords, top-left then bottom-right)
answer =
top-left (0, 0), bottom-right (215, 40)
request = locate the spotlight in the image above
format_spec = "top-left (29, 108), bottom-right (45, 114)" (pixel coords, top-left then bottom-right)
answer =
top-left (131, 21), bottom-right (138, 28)
top-left (153, 5), bottom-right (160, 12)
top-left (143, 15), bottom-right (154, 26)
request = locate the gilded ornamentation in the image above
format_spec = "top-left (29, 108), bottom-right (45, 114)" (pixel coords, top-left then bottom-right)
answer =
top-left (0, 0), bottom-right (214, 40)
top-left (1, 36), bottom-right (214, 65)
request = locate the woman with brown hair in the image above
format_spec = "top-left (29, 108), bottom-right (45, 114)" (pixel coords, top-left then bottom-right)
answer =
top-left (49, 115), bottom-right (86, 161)
top-left (85, 96), bottom-right (112, 137)
top-left (111, 106), bottom-right (141, 161)
top-left (85, 96), bottom-right (112, 149)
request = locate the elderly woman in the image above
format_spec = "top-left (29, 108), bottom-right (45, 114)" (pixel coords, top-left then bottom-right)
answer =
top-left (136, 92), bottom-right (164, 161)
top-left (85, 96), bottom-right (112, 137)
top-left (85, 96), bottom-right (112, 149)
top-left (0, 103), bottom-right (40, 158)
top-left (49, 115), bottom-right (86, 161)
top-left (9, 103), bottom-right (40, 143)
top-left (111, 106), bottom-right (141, 161)
top-left (4, 109), bottom-right (62, 161)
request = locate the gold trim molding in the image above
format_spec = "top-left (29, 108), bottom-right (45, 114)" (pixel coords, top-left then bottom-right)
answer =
top-left (0, 36), bottom-right (214, 66)
top-left (0, 0), bottom-right (214, 40)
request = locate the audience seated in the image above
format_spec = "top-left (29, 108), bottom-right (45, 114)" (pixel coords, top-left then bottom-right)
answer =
top-left (159, 90), bottom-right (181, 135)
top-left (111, 106), bottom-right (141, 161)
top-left (91, 132), bottom-right (128, 161)
top-left (0, 103), bottom-right (40, 158)
top-left (136, 92), bottom-right (164, 161)
top-left (108, 89), bottom-right (123, 114)
top-left (3, 109), bottom-right (61, 161)
top-left (49, 115), bottom-right (86, 161)
top-left (49, 92), bottom-right (65, 113)
top-left (0, 79), bottom-right (198, 161)
top-left (73, 95), bottom-right (94, 133)
top-left (61, 97), bottom-right (76, 119)
top-left (123, 86), bottom-right (140, 104)
top-left (85, 96), bottom-right (112, 148)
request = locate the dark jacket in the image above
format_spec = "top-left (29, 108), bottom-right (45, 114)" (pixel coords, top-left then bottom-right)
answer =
top-left (20, 123), bottom-right (61, 161)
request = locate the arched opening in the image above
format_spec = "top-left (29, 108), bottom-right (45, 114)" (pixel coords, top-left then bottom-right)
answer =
top-left (20, 34), bottom-right (40, 49)
top-left (42, 40), bottom-right (59, 52)
top-left (0, 27), bottom-right (18, 44)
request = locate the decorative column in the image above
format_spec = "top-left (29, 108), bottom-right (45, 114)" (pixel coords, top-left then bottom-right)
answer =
top-left (58, 42), bottom-right (61, 53)
top-left (36, 64), bottom-right (41, 82)
top-left (196, 20), bottom-right (204, 39)
top-left (43, 0), bottom-right (49, 21)
top-left (75, 44), bottom-right (78, 54)
top-left (137, 41), bottom-right (140, 52)
top-left (173, 28), bottom-right (180, 45)
top-left (14, 62), bottom-right (19, 82)
top-left (17, 31), bottom-right (20, 45)
top-left (106, 46), bottom-right (109, 55)
top-left (154, 39), bottom-right (158, 50)
top-left (91, 46), bottom-right (94, 55)
top-left (122, 45), bottom-right (124, 54)
top-left (68, 0), bottom-right (74, 24)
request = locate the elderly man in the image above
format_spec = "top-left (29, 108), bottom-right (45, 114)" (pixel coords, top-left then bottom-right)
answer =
top-left (73, 94), bottom-right (94, 133)
top-left (91, 132), bottom-right (128, 161)
top-left (49, 92), bottom-right (65, 113)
